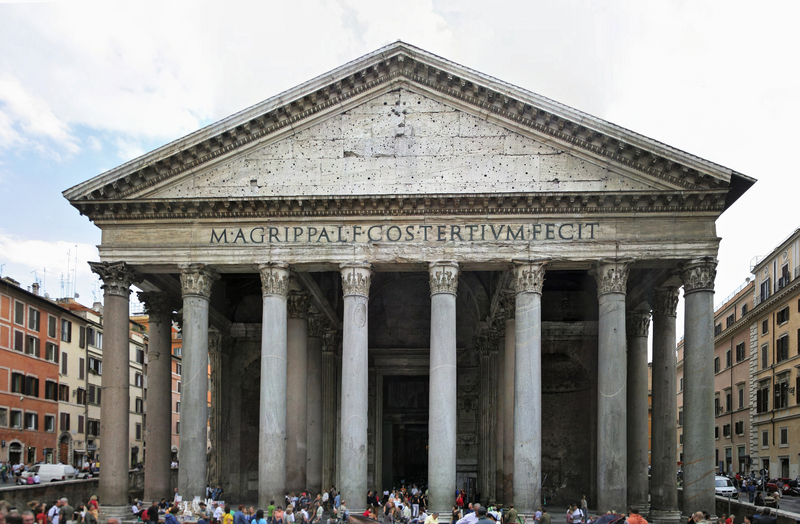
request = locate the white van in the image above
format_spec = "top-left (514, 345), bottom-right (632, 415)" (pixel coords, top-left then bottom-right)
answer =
top-left (715, 475), bottom-right (737, 498)
top-left (20, 464), bottom-right (77, 483)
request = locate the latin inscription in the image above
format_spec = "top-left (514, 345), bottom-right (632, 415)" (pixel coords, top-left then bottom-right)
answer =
top-left (208, 222), bottom-right (600, 244)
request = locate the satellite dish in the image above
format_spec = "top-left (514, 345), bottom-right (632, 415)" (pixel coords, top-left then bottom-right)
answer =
top-left (75, 292), bottom-right (80, 298)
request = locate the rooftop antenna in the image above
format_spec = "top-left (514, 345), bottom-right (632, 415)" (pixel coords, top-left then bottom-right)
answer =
top-left (0, 263), bottom-right (5, 277)
top-left (65, 249), bottom-right (71, 299)
top-left (73, 245), bottom-right (78, 298)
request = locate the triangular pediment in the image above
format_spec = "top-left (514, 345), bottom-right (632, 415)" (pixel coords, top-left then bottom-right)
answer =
top-left (64, 41), bottom-right (754, 219)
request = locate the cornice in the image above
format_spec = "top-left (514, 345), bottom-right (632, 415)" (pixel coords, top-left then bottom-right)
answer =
top-left (714, 278), bottom-right (800, 345)
top-left (78, 190), bottom-right (728, 222)
top-left (64, 43), bottom-right (745, 212)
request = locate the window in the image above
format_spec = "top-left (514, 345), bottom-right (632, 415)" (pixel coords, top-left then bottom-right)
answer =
top-left (11, 373), bottom-right (23, 393)
top-left (136, 348), bottom-right (145, 364)
top-left (723, 424), bottom-right (731, 437)
top-left (14, 301), bottom-right (24, 325)
top-left (678, 409), bottom-right (683, 426)
top-left (763, 319), bottom-right (770, 335)
top-left (727, 313), bottom-right (735, 328)
top-left (79, 326), bottom-right (85, 349)
top-left (60, 352), bottom-right (67, 374)
top-left (25, 376), bottom-right (39, 397)
top-left (176, 401), bottom-right (180, 413)
top-left (10, 410), bottom-right (22, 428)
top-left (176, 421), bottom-right (180, 435)
top-left (44, 381), bottom-right (57, 401)
top-left (88, 357), bottom-right (102, 375)
top-left (715, 395), bottom-right (721, 415)
top-left (46, 343), bottom-right (58, 363)
top-left (134, 373), bottom-right (143, 388)
top-left (87, 419), bottom-right (99, 437)
top-left (14, 330), bottom-right (23, 351)
top-left (757, 382), bottom-right (771, 413)
top-left (58, 384), bottom-right (69, 402)
top-left (96, 332), bottom-right (102, 349)
top-left (44, 415), bottom-right (54, 432)
top-left (77, 415), bottom-right (84, 434)
top-left (76, 388), bottom-right (86, 405)
top-left (88, 385), bottom-right (101, 405)
top-left (715, 426), bottom-right (719, 439)
top-left (778, 306), bottom-right (790, 325)
top-left (174, 346), bottom-right (182, 357)
top-left (78, 358), bottom-right (85, 380)
top-left (26, 335), bottom-right (40, 357)
top-left (0, 408), bottom-right (6, 427)
top-left (776, 379), bottom-right (790, 409)
top-left (715, 323), bottom-right (722, 336)
top-left (135, 423), bottom-right (142, 441)
top-left (28, 308), bottom-right (40, 331)
top-left (177, 381), bottom-right (181, 393)
top-left (735, 420), bottom-right (745, 435)
top-left (762, 344), bottom-right (769, 369)
top-left (714, 357), bottom-right (721, 373)
top-left (60, 319), bottom-right (72, 342)
top-left (726, 349), bottom-right (732, 368)
top-left (48, 316), bottom-right (57, 338)
top-left (86, 327), bottom-right (95, 346)
top-left (24, 413), bottom-right (38, 430)
top-left (725, 389), bottom-right (732, 412)
top-left (176, 363), bottom-right (182, 375)
top-left (761, 279), bottom-right (772, 303)
top-left (780, 427), bottom-right (788, 446)
top-left (738, 386), bottom-right (745, 409)
top-left (60, 412), bottom-right (70, 431)
top-left (780, 265), bottom-right (791, 289)
top-left (777, 335), bottom-right (790, 363)
top-left (135, 397), bottom-right (143, 413)
top-left (742, 303), bottom-right (748, 316)
top-left (736, 342), bottom-right (746, 362)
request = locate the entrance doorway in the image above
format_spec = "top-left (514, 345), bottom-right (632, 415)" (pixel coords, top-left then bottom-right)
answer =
top-left (59, 435), bottom-right (70, 464)
top-left (381, 375), bottom-right (429, 489)
top-left (27, 446), bottom-right (36, 464)
top-left (8, 443), bottom-right (21, 465)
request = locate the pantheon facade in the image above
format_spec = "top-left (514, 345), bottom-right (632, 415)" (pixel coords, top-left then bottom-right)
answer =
top-left (64, 43), bottom-right (753, 520)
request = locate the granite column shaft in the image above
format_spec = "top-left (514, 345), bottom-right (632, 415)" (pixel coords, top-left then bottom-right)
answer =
top-left (306, 317), bottom-right (324, 495)
top-left (177, 264), bottom-right (218, 500)
top-left (89, 262), bottom-right (141, 507)
top-left (339, 263), bottom-right (372, 512)
top-left (503, 297), bottom-right (516, 505)
top-left (593, 259), bottom-right (633, 512)
top-left (681, 259), bottom-right (717, 515)
top-left (258, 263), bottom-right (290, 507)
top-left (650, 286), bottom-right (681, 524)
top-left (287, 290), bottom-right (310, 491)
top-left (626, 310), bottom-right (651, 512)
top-left (428, 261), bottom-right (459, 514)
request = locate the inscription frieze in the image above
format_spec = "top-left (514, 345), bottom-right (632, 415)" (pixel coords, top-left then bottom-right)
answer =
top-left (207, 221), bottom-right (601, 245)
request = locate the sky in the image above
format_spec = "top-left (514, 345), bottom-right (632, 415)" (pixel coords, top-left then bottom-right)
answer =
top-left (0, 0), bottom-right (795, 337)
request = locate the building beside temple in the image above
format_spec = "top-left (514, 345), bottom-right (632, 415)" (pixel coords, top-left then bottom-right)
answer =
top-left (63, 42), bottom-right (754, 520)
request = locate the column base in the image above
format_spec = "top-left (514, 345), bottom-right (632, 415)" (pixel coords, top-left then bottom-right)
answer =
top-left (649, 509), bottom-right (681, 524)
top-left (100, 505), bottom-right (136, 521)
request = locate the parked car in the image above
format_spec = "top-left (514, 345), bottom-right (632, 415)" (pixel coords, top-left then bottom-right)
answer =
top-left (766, 478), bottom-right (792, 494)
top-left (20, 464), bottom-right (76, 483)
top-left (716, 476), bottom-right (738, 498)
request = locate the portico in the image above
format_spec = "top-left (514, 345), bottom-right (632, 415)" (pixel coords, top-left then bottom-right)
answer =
top-left (64, 42), bottom-right (753, 520)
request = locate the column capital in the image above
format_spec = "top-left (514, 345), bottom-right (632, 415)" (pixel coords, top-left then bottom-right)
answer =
top-left (681, 257), bottom-right (717, 295)
top-left (626, 310), bottom-right (651, 337)
top-left (288, 292), bottom-right (311, 319)
top-left (429, 261), bottom-right (460, 296)
top-left (340, 262), bottom-right (372, 298)
top-left (308, 315), bottom-right (328, 338)
top-left (501, 292), bottom-right (515, 320)
top-left (653, 286), bottom-right (680, 317)
top-left (258, 262), bottom-right (290, 297)
top-left (179, 263), bottom-right (219, 299)
top-left (208, 329), bottom-right (223, 354)
top-left (592, 258), bottom-right (634, 296)
top-left (513, 259), bottom-right (549, 295)
top-left (137, 291), bottom-right (179, 324)
top-left (322, 330), bottom-right (340, 354)
top-left (476, 333), bottom-right (497, 356)
top-left (89, 261), bottom-right (143, 298)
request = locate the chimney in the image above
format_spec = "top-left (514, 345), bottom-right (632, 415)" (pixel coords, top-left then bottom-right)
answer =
top-left (92, 301), bottom-right (103, 314)
top-left (32, 283), bottom-right (40, 296)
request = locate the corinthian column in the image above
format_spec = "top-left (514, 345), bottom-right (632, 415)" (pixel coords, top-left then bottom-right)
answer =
top-left (139, 291), bottom-right (178, 501)
top-left (287, 289), bottom-right (310, 492)
top-left (321, 331), bottom-right (338, 491)
top-left (339, 262), bottom-right (372, 512)
top-left (502, 294), bottom-right (515, 504)
top-left (88, 262), bottom-right (142, 508)
top-left (626, 309), bottom-right (651, 513)
top-left (208, 329), bottom-right (224, 488)
top-left (428, 261), bottom-right (459, 515)
top-left (592, 258), bottom-right (633, 512)
top-left (513, 260), bottom-right (547, 513)
top-left (681, 258), bottom-right (717, 516)
top-left (178, 263), bottom-right (219, 500)
top-left (477, 334), bottom-right (497, 504)
top-left (258, 263), bottom-right (290, 508)
top-left (650, 286), bottom-right (681, 524)
top-left (307, 315), bottom-right (325, 495)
